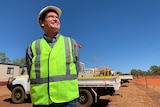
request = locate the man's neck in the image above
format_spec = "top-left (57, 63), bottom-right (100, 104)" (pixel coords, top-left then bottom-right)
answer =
top-left (45, 32), bottom-right (58, 38)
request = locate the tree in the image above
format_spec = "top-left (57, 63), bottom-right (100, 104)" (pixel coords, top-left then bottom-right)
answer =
top-left (0, 52), bottom-right (11, 63)
top-left (116, 71), bottom-right (122, 75)
top-left (150, 65), bottom-right (160, 75)
top-left (12, 58), bottom-right (26, 66)
top-left (150, 65), bottom-right (159, 72)
top-left (130, 69), bottom-right (138, 76)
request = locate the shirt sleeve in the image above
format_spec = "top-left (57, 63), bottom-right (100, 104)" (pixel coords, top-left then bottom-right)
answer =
top-left (71, 39), bottom-right (80, 76)
top-left (25, 44), bottom-right (33, 78)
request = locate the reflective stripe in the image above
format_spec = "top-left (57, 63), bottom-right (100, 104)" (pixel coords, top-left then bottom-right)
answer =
top-left (71, 39), bottom-right (77, 63)
top-left (30, 74), bottom-right (77, 84)
top-left (64, 37), bottom-right (70, 75)
top-left (30, 36), bottom-right (76, 84)
top-left (35, 39), bottom-right (41, 79)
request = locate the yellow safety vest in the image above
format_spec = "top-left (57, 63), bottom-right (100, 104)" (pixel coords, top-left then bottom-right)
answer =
top-left (30, 35), bottom-right (79, 105)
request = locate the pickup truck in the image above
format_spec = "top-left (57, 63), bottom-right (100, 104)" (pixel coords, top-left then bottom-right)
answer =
top-left (7, 75), bottom-right (120, 107)
top-left (120, 75), bottom-right (133, 84)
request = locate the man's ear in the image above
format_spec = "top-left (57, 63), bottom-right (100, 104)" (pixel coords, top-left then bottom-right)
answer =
top-left (39, 20), bottom-right (44, 27)
top-left (41, 24), bottom-right (44, 27)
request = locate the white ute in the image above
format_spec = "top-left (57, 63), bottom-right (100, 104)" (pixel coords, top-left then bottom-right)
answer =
top-left (7, 74), bottom-right (120, 107)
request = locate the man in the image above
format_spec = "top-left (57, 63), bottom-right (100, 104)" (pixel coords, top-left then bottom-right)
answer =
top-left (26, 5), bottom-right (80, 107)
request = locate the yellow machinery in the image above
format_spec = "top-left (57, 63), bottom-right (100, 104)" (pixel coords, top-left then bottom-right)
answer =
top-left (93, 66), bottom-right (112, 76)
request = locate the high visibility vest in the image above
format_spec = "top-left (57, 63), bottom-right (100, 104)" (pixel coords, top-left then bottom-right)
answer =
top-left (30, 35), bottom-right (79, 105)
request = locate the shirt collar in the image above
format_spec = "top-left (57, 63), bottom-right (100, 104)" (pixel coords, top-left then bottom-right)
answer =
top-left (43, 33), bottom-right (60, 43)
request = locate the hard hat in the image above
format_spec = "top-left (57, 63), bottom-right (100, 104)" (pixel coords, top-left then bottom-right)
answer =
top-left (38, 6), bottom-right (62, 26)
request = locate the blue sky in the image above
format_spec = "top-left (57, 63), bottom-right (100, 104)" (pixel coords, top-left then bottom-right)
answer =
top-left (1, 0), bottom-right (160, 73)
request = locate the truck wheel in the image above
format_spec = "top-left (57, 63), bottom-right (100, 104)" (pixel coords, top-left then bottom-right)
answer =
top-left (11, 86), bottom-right (25, 103)
top-left (78, 89), bottom-right (93, 107)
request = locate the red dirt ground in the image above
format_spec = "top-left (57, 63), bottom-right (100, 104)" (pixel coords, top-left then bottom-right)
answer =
top-left (104, 76), bottom-right (160, 107)
top-left (134, 76), bottom-right (160, 85)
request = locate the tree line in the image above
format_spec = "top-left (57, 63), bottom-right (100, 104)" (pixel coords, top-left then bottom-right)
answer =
top-left (130, 65), bottom-right (160, 76)
top-left (116, 65), bottom-right (160, 76)
top-left (1, 51), bottom-right (160, 76)
top-left (0, 52), bottom-right (26, 66)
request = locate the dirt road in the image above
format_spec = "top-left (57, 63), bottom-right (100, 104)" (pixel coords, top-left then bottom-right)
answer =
top-left (103, 80), bottom-right (160, 107)
top-left (0, 76), bottom-right (160, 107)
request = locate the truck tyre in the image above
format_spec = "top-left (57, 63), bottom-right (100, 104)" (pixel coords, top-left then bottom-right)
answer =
top-left (78, 89), bottom-right (93, 107)
top-left (11, 86), bottom-right (25, 103)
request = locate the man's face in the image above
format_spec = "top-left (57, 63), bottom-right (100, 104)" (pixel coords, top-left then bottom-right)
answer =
top-left (40, 12), bottom-right (60, 32)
